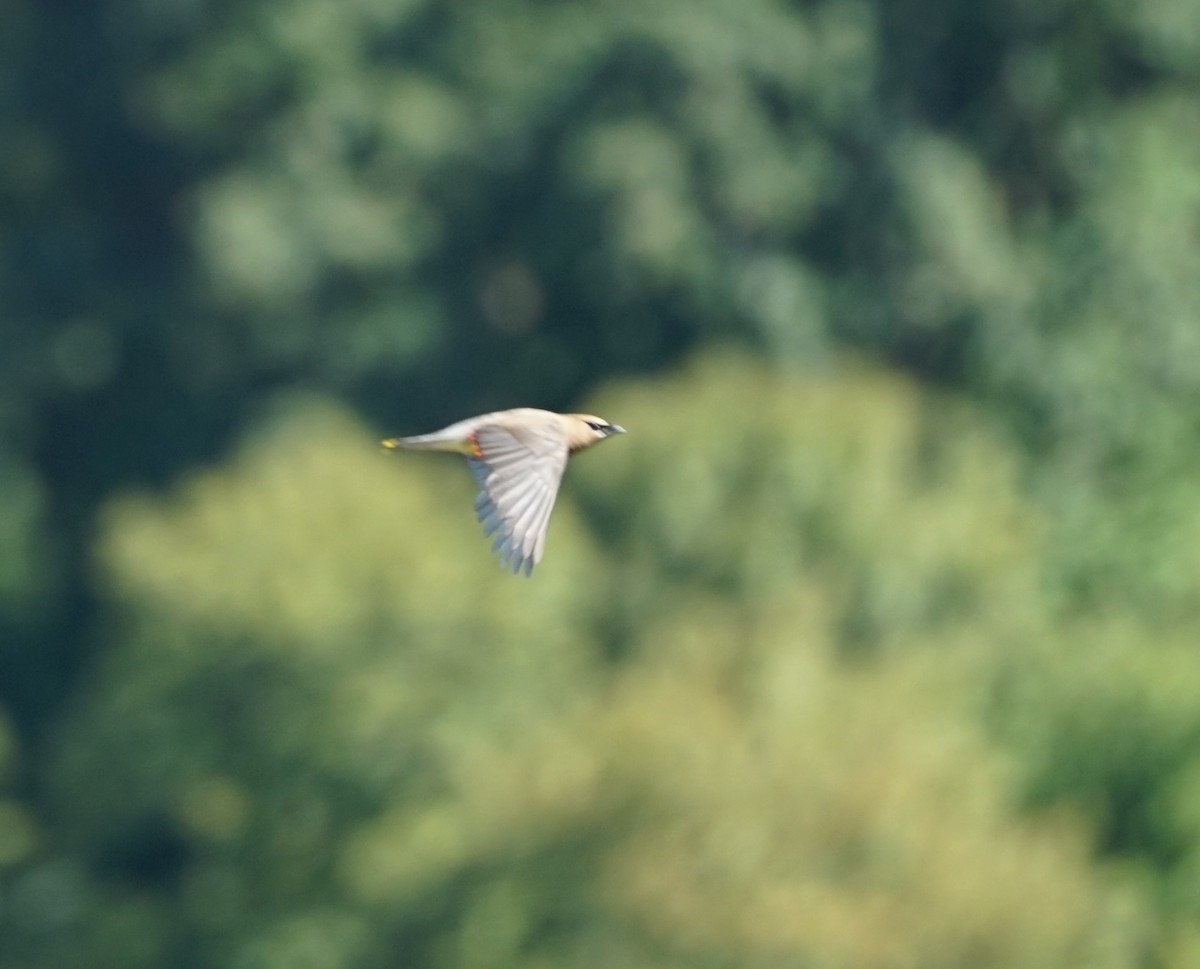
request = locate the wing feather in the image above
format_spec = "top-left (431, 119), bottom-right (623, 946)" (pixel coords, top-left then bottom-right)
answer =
top-left (466, 423), bottom-right (569, 575)
top-left (508, 480), bottom-right (547, 542)
top-left (528, 483), bottom-right (559, 564)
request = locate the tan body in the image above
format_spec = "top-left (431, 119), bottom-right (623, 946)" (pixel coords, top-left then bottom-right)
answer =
top-left (383, 408), bottom-right (625, 575)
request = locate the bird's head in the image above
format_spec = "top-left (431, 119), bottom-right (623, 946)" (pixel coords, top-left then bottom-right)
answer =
top-left (567, 414), bottom-right (626, 452)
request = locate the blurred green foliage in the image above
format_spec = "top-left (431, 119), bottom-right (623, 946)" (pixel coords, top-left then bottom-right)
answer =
top-left (4, 0), bottom-right (1200, 965)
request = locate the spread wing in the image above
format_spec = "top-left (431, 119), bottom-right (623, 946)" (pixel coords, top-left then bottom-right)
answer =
top-left (467, 423), bottom-right (569, 576)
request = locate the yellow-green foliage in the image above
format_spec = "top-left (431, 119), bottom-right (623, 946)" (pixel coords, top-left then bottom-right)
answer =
top-left (598, 599), bottom-right (1143, 969)
top-left (10, 0), bottom-right (1200, 964)
top-left (578, 352), bottom-right (1041, 655)
top-left (36, 356), bottom-right (1166, 968)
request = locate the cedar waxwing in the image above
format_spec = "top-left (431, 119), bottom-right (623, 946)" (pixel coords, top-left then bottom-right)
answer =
top-left (382, 409), bottom-right (625, 575)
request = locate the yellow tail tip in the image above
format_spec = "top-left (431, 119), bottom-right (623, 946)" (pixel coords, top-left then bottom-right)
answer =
top-left (381, 438), bottom-right (399, 449)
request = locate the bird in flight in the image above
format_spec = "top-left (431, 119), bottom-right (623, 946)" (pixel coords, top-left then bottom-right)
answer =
top-left (382, 408), bottom-right (625, 575)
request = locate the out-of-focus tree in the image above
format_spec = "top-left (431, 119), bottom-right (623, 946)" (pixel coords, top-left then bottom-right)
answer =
top-left (5, 0), bottom-right (1200, 964)
top-left (5, 0), bottom-right (1200, 716)
top-left (19, 359), bottom-right (1162, 968)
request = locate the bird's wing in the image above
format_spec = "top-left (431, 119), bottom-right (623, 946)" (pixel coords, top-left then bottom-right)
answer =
top-left (467, 421), bottom-right (569, 576)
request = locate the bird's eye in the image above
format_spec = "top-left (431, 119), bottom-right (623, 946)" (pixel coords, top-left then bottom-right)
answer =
top-left (585, 420), bottom-right (603, 431)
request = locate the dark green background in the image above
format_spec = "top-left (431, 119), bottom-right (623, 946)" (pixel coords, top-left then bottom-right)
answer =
top-left (3, 0), bottom-right (1200, 965)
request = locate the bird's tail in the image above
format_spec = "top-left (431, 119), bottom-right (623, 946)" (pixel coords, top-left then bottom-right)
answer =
top-left (381, 430), bottom-right (475, 454)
